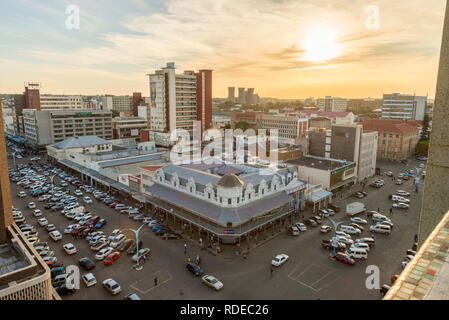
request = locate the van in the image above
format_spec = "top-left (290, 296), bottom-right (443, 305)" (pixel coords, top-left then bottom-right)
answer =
top-left (347, 247), bottom-right (368, 260)
top-left (390, 195), bottom-right (410, 203)
top-left (372, 214), bottom-right (391, 224)
top-left (289, 226), bottom-right (300, 236)
top-left (52, 274), bottom-right (69, 287)
top-left (340, 225), bottom-right (361, 235)
top-left (370, 224), bottom-right (391, 235)
top-left (350, 242), bottom-right (370, 252)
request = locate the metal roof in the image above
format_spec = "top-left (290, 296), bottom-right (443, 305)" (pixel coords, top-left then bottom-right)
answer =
top-left (97, 153), bottom-right (164, 168)
top-left (307, 189), bottom-right (333, 203)
top-left (52, 136), bottom-right (109, 150)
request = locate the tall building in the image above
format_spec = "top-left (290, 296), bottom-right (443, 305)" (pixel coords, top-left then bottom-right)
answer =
top-left (196, 69), bottom-right (213, 132)
top-left (381, 93), bottom-right (428, 120)
top-left (132, 92), bottom-right (145, 117)
top-left (238, 87), bottom-right (246, 104)
top-left (24, 82), bottom-right (41, 111)
top-left (256, 113), bottom-right (308, 141)
top-left (247, 88), bottom-right (255, 104)
top-left (228, 87), bottom-right (235, 102)
top-left (147, 62), bottom-right (212, 142)
top-left (39, 95), bottom-right (83, 110)
top-left (317, 96), bottom-right (348, 112)
top-left (101, 95), bottom-right (132, 114)
top-left (22, 109), bottom-right (113, 148)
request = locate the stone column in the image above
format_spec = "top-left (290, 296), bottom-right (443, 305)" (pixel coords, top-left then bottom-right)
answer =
top-left (0, 109), bottom-right (13, 243)
top-left (418, 0), bottom-right (449, 246)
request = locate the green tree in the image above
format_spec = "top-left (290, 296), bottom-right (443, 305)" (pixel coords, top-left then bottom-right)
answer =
top-left (420, 114), bottom-right (430, 141)
top-left (111, 110), bottom-right (120, 118)
top-left (235, 121), bottom-right (251, 131)
top-left (416, 140), bottom-right (429, 156)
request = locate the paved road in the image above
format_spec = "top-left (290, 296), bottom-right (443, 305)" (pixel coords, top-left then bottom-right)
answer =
top-left (8, 153), bottom-right (425, 300)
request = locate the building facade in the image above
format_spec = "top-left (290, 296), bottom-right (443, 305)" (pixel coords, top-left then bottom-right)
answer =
top-left (112, 117), bottom-right (148, 141)
top-left (39, 95), bottom-right (83, 110)
top-left (22, 109), bottom-right (113, 148)
top-left (363, 119), bottom-right (419, 160)
top-left (381, 93), bottom-right (428, 121)
top-left (101, 95), bottom-right (132, 114)
top-left (317, 96), bottom-right (348, 112)
top-left (256, 113), bottom-right (308, 140)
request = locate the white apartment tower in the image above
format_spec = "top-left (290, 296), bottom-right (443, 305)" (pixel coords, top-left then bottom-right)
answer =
top-left (381, 93), bottom-right (428, 120)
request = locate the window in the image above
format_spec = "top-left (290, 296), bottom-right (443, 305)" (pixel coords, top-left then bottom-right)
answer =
top-left (220, 197), bottom-right (222, 203)
top-left (228, 198), bottom-right (231, 205)
top-left (248, 194), bottom-right (251, 200)
top-left (237, 197), bottom-right (240, 203)
top-left (208, 193), bottom-right (211, 199)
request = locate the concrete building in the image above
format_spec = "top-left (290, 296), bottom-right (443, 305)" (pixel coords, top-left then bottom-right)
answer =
top-left (132, 92), bottom-right (145, 116)
top-left (147, 63), bottom-right (212, 145)
top-left (362, 119), bottom-right (419, 161)
top-left (143, 163), bottom-right (305, 244)
top-left (112, 117), bottom-right (148, 141)
top-left (2, 108), bottom-right (16, 136)
top-left (317, 96), bottom-right (348, 112)
top-left (256, 113), bottom-right (308, 141)
top-left (227, 87), bottom-right (235, 102)
top-left (347, 98), bottom-right (383, 114)
top-left (308, 124), bottom-right (378, 182)
top-left (381, 93), bottom-right (428, 121)
top-left (230, 112), bottom-right (259, 130)
top-left (101, 95), bottom-right (132, 114)
top-left (286, 156), bottom-right (357, 193)
top-left (294, 110), bottom-right (355, 125)
top-left (238, 88), bottom-right (246, 104)
top-left (39, 95), bottom-right (83, 110)
top-left (308, 117), bottom-right (332, 130)
top-left (22, 109), bottom-right (113, 148)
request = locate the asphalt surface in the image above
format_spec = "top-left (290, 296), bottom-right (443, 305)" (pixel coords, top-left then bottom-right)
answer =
top-left (8, 152), bottom-right (425, 300)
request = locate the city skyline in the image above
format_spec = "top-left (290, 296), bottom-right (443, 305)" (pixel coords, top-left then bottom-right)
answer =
top-left (0, 0), bottom-right (446, 99)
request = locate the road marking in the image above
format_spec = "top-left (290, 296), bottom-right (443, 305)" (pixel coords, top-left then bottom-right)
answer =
top-left (288, 263), bottom-right (339, 292)
top-left (130, 270), bottom-right (173, 294)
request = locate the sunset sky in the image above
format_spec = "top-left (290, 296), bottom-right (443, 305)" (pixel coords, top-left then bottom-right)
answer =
top-left (0, 0), bottom-right (446, 99)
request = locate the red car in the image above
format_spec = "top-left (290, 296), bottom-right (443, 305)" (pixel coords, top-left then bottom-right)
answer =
top-left (86, 216), bottom-right (100, 227)
top-left (335, 252), bottom-right (355, 265)
top-left (79, 228), bottom-right (94, 238)
top-left (109, 202), bottom-right (118, 208)
top-left (71, 226), bottom-right (88, 237)
top-left (48, 261), bottom-right (64, 269)
top-left (104, 252), bottom-right (120, 265)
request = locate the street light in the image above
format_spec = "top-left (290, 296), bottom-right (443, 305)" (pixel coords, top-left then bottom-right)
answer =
top-left (326, 217), bottom-right (345, 258)
top-left (50, 175), bottom-right (56, 189)
top-left (122, 224), bottom-right (147, 270)
top-left (12, 152), bottom-right (16, 168)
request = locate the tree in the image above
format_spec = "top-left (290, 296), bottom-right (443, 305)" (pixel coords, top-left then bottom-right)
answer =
top-left (111, 110), bottom-right (120, 118)
top-left (420, 114), bottom-right (430, 141)
top-left (235, 121), bottom-right (251, 131)
top-left (416, 140), bottom-right (429, 156)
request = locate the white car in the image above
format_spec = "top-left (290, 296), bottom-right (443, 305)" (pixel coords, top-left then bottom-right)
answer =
top-left (63, 243), bottom-right (78, 255)
top-left (74, 190), bottom-right (83, 196)
top-left (326, 209), bottom-right (335, 216)
top-left (73, 213), bottom-right (86, 222)
top-left (33, 209), bottom-right (42, 217)
top-left (49, 230), bottom-right (62, 242)
top-left (110, 234), bottom-right (126, 248)
top-left (271, 254), bottom-right (289, 267)
top-left (147, 220), bottom-right (159, 227)
top-left (201, 275), bottom-right (224, 291)
top-left (393, 203), bottom-right (409, 209)
top-left (103, 278), bottom-right (122, 295)
top-left (28, 202), bottom-right (36, 209)
top-left (95, 247), bottom-right (114, 260)
top-left (37, 218), bottom-right (48, 227)
top-left (335, 231), bottom-right (351, 238)
top-left (295, 222), bottom-right (307, 232)
top-left (396, 190), bottom-right (410, 197)
top-left (82, 273), bottom-right (97, 287)
top-left (108, 229), bottom-right (122, 241)
top-left (83, 196), bottom-right (92, 204)
top-left (87, 231), bottom-right (105, 240)
top-left (17, 191), bottom-right (27, 198)
top-left (64, 224), bottom-right (80, 234)
top-left (350, 242), bottom-right (370, 252)
top-left (350, 217), bottom-right (367, 224)
top-left (335, 235), bottom-right (354, 245)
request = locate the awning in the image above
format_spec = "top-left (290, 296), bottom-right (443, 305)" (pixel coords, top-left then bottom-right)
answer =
top-left (307, 189), bottom-right (333, 203)
top-left (329, 176), bottom-right (357, 191)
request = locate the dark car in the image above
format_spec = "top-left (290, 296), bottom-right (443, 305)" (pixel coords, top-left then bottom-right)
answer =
top-left (45, 202), bottom-right (55, 209)
top-left (321, 239), bottom-right (346, 251)
top-left (186, 262), bottom-right (204, 276)
top-left (79, 228), bottom-right (94, 238)
top-left (56, 284), bottom-right (76, 296)
top-left (86, 216), bottom-right (100, 227)
top-left (406, 249), bottom-right (417, 256)
top-left (51, 203), bottom-right (64, 211)
top-left (51, 266), bottom-right (66, 278)
top-left (78, 257), bottom-right (96, 271)
top-left (152, 225), bottom-right (170, 232)
top-left (118, 239), bottom-right (134, 252)
top-left (155, 228), bottom-right (173, 236)
top-left (94, 218), bottom-right (107, 229)
top-left (127, 241), bottom-right (143, 255)
top-left (380, 284), bottom-right (391, 296)
top-left (162, 233), bottom-right (182, 240)
top-left (305, 219), bottom-right (317, 227)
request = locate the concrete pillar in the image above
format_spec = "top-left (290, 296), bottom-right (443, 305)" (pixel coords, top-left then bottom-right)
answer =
top-left (0, 110), bottom-right (13, 243)
top-left (418, 0), bottom-right (449, 246)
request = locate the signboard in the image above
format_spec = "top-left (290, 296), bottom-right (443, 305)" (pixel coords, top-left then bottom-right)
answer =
top-left (150, 82), bottom-right (157, 108)
top-left (75, 112), bottom-right (92, 116)
top-left (331, 162), bottom-right (356, 175)
top-left (223, 229), bottom-right (235, 234)
top-left (129, 175), bottom-right (141, 184)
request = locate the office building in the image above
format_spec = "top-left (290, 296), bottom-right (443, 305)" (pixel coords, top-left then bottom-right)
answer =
top-left (132, 92), bottom-right (145, 116)
top-left (317, 96), bottom-right (348, 112)
top-left (147, 63), bottom-right (212, 145)
top-left (381, 93), bottom-right (428, 120)
top-left (22, 109), bottom-right (113, 148)
top-left (308, 124), bottom-right (378, 182)
top-left (101, 95), bottom-right (132, 114)
top-left (362, 119), bottom-right (419, 160)
top-left (308, 117), bottom-right (332, 130)
top-left (112, 117), bottom-right (148, 141)
top-left (39, 95), bottom-right (83, 110)
top-left (347, 98), bottom-right (383, 113)
top-left (228, 87), bottom-right (235, 102)
top-left (256, 113), bottom-right (308, 142)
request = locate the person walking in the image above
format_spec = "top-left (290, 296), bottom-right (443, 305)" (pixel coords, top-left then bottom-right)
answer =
top-left (414, 234), bottom-right (418, 242)
top-left (390, 208), bottom-right (393, 215)
top-left (154, 277), bottom-right (158, 286)
top-left (270, 266), bottom-right (273, 277)
top-left (184, 243), bottom-right (187, 255)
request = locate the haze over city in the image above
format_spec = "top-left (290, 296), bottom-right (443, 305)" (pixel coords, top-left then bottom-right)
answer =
top-left (0, 0), bottom-right (446, 98)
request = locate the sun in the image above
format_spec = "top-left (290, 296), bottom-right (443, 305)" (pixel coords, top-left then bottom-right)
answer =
top-left (303, 28), bottom-right (340, 62)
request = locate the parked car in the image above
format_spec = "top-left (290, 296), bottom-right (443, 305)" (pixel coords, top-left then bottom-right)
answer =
top-left (118, 239), bottom-right (134, 252)
top-left (94, 218), bottom-right (107, 229)
top-left (328, 204), bottom-right (340, 212)
top-left (350, 217), bottom-right (367, 224)
top-left (201, 275), bottom-right (224, 291)
top-left (271, 254), bottom-right (289, 267)
top-left (320, 225), bottom-right (332, 233)
top-left (186, 262), bottom-right (204, 276)
top-left (380, 284), bottom-right (391, 296)
top-left (334, 252), bottom-right (355, 265)
top-left (393, 203), bottom-right (409, 209)
top-left (321, 239), bottom-right (346, 251)
top-left (82, 273), bottom-right (97, 287)
top-left (131, 248), bottom-right (151, 262)
top-left (49, 230), bottom-right (62, 242)
top-left (95, 247), bottom-right (114, 260)
top-left (104, 252), bottom-right (121, 265)
top-left (63, 243), bottom-right (78, 255)
top-left (103, 278), bottom-right (122, 295)
top-left (78, 257), bottom-right (96, 271)
top-left (124, 293), bottom-right (141, 300)
top-left (295, 222), bottom-right (307, 232)
top-left (162, 233), bottom-right (182, 240)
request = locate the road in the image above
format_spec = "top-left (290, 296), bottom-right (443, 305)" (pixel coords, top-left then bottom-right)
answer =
top-left (8, 153), bottom-right (425, 300)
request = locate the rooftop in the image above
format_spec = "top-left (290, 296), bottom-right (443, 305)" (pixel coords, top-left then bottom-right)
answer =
top-left (51, 136), bottom-right (109, 149)
top-left (384, 209), bottom-right (449, 300)
top-left (0, 242), bottom-right (29, 276)
top-left (286, 156), bottom-right (353, 171)
top-left (362, 119), bottom-right (419, 134)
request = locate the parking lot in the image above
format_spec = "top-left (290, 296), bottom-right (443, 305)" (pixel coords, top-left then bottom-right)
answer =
top-left (7, 143), bottom-right (425, 300)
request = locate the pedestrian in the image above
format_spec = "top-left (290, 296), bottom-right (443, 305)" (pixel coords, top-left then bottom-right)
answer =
top-left (371, 233), bottom-right (375, 239)
top-left (390, 208), bottom-right (393, 215)
top-left (378, 207), bottom-right (380, 213)
top-left (184, 243), bottom-right (187, 254)
top-left (154, 277), bottom-right (158, 286)
top-left (414, 234), bottom-right (418, 242)
top-left (199, 237), bottom-right (203, 246)
top-left (270, 266), bottom-right (273, 277)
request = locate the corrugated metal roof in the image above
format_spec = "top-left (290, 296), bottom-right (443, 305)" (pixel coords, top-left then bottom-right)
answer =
top-left (97, 153), bottom-right (163, 168)
top-left (52, 136), bottom-right (109, 149)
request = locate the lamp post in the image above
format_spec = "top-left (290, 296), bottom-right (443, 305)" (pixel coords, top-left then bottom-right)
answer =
top-left (122, 224), bottom-right (147, 270)
top-left (327, 217), bottom-right (345, 258)
top-left (50, 174), bottom-right (56, 189)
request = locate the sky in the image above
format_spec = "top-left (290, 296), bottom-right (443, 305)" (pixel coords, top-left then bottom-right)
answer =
top-left (0, 0), bottom-right (446, 99)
